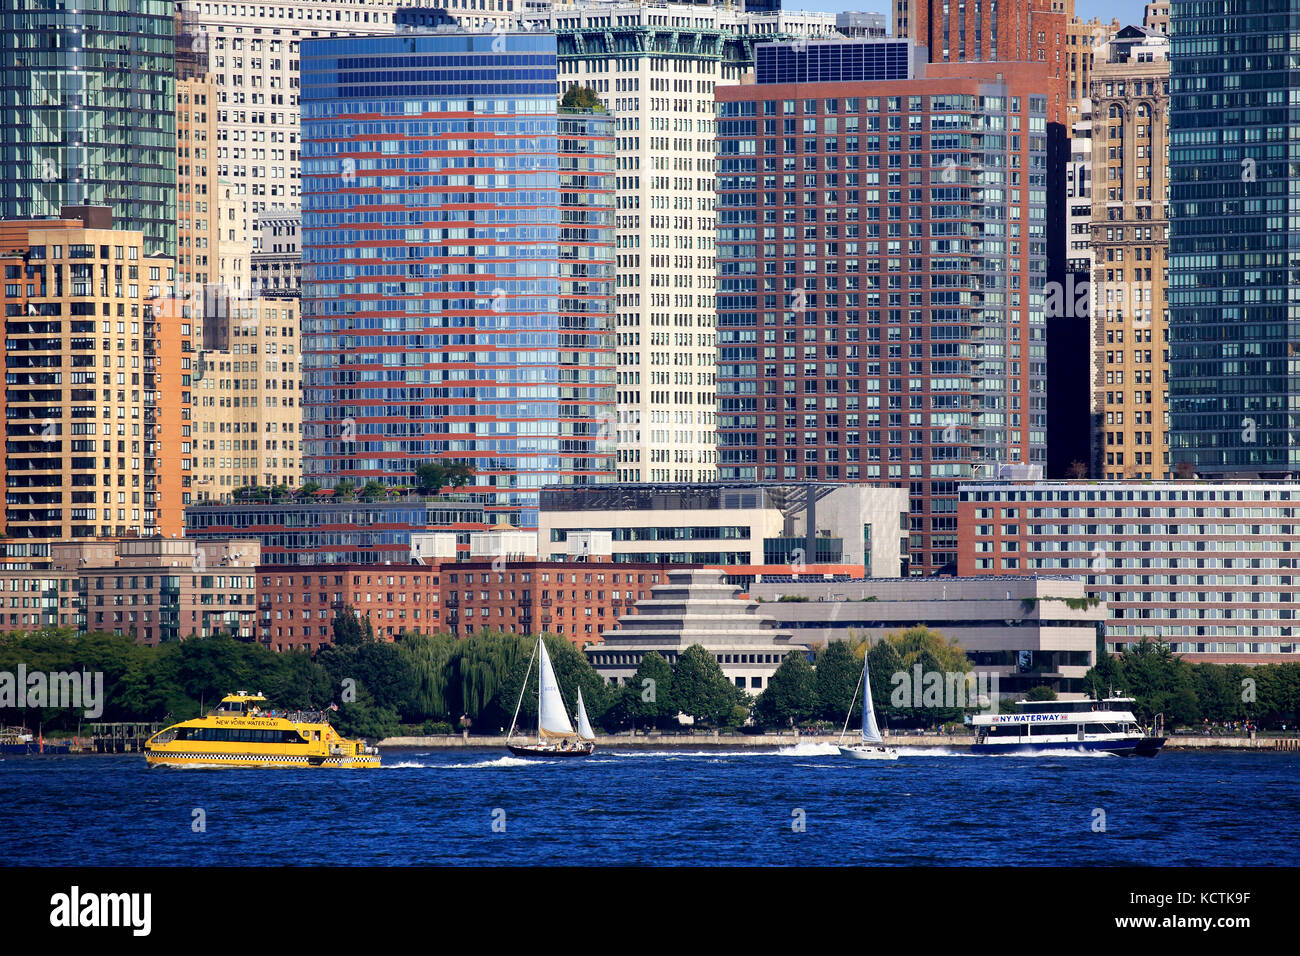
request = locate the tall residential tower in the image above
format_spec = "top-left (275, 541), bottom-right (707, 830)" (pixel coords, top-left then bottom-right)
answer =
top-left (716, 39), bottom-right (1051, 574)
top-left (1168, 0), bottom-right (1299, 476)
top-left (1, 0), bottom-right (177, 255)
top-left (298, 30), bottom-right (615, 527)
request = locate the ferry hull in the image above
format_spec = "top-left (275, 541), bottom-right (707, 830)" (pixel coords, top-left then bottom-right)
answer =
top-left (971, 736), bottom-right (1166, 757)
top-left (507, 744), bottom-right (594, 759)
top-left (144, 748), bottom-right (380, 769)
top-left (2, 742), bottom-right (71, 755)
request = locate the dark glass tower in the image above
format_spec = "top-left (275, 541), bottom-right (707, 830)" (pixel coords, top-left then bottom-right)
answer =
top-left (1168, 0), bottom-right (1300, 475)
top-left (0, 0), bottom-right (176, 256)
top-left (299, 32), bottom-right (615, 528)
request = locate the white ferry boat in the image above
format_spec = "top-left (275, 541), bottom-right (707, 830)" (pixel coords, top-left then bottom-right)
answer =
top-left (970, 697), bottom-right (1166, 757)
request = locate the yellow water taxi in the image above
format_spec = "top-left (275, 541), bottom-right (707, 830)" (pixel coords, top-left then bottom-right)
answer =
top-left (144, 692), bottom-right (381, 768)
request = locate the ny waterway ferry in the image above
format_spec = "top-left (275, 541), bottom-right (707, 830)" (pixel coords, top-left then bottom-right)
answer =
top-left (144, 692), bottom-right (380, 768)
top-left (970, 697), bottom-right (1166, 757)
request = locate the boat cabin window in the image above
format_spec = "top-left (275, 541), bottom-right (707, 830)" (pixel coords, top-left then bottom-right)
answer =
top-left (1025, 724), bottom-right (1071, 735)
top-left (983, 724), bottom-right (1023, 736)
top-left (178, 727), bottom-right (305, 744)
top-left (1083, 723), bottom-right (1122, 735)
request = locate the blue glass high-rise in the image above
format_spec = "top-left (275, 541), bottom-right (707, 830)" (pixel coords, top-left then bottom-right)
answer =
top-left (299, 32), bottom-right (615, 528)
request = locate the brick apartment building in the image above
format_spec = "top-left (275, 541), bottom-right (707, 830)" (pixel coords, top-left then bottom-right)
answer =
top-left (715, 39), bottom-right (1053, 574)
top-left (255, 558), bottom-right (674, 651)
top-left (958, 480), bottom-right (1300, 664)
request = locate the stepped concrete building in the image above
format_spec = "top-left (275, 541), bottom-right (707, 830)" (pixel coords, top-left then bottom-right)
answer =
top-left (748, 575), bottom-right (1104, 698)
top-left (586, 568), bottom-right (808, 693)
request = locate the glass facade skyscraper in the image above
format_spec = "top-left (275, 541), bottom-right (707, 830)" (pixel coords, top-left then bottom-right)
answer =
top-left (299, 32), bottom-right (615, 528)
top-left (0, 0), bottom-right (176, 256)
top-left (1168, 0), bottom-right (1300, 475)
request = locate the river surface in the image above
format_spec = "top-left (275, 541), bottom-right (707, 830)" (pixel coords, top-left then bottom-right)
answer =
top-left (3, 746), bottom-right (1296, 866)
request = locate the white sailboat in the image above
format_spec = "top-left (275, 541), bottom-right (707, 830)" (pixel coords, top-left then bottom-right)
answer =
top-left (575, 686), bottom-right (596, 745)
top-left (837, 652), bottom-right (899, 760)
top-left (506, 637), bottom-right (595, 758)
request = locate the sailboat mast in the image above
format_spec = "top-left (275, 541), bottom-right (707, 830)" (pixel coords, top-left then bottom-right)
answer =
top-left (838, 657), bottom-right (866, 745)
top-left (507, 638), bottom-right (539, 743)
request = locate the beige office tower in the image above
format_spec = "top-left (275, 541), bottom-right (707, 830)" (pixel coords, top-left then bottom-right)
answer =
top-left (0, 209), bottom-right (192, 561)
top-left (893, 0), bottom-right (913, 41)
top-left (192, 297), bottom-right (302, 500)
top-left (529, 1), bottom-right (840, 482)
top-left (177, 74), bottom-right (220, 290)
top-left (1090, 26), bottom-right (1169, 480)
top-left (215, 181), bottom-right (253, 301)
top-left (1063, 4), bottom-right (1119, 130)
top-left (176, 0), bottom-right (481, 248)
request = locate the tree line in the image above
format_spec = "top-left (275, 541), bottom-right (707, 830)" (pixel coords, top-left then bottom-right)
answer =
top-left (3, 616), bottom-right (1298, 738)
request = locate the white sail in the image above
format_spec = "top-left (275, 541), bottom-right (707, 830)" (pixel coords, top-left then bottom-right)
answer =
top-left (575, 687), bottom-right (596, 741)
top-left (536, 639), bottom-right (576, 739)
top-left (861, 656), bottom-right (883, 743)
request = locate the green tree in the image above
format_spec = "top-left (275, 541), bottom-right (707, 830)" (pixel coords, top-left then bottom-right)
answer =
top-left (672, 645), bottom-right (738, 726)
top-left (814, 639), bottom-right (862, 723)
top-left (885, 625), bottom-right (970, 675)
top-left (560, 85), bottom-right (605, 112)
top-left (317, 640), bottom-right (418, 715)
top-left (607, 650), bottom-right (675, 731)
top-left (399, 631), bottom-right (458, 719)
top-left (754, 651), bottom-right (818, 728)
top-left (413, 460), bottom-right (474, 495)
top-left (331, 606), bottom-right (373, 647)
top-left (333, 478), bottom-right (356, 500)
top-left (866, 637), bottom-right (904, 721)
top-left (298, 481), bottom-right (322, 497)
top-left (1025, 685), bottom-right (1058, 701)
top-left (359, 480), bottom-right (387, 501)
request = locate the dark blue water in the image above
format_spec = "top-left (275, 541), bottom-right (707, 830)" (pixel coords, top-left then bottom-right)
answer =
top-left (3, 745), bottom-right (1297, 866)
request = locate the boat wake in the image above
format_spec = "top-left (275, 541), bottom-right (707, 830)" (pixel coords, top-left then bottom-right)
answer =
top-left (776, 742), bottom-right (841, 756)
top-left (992, 748), bottom-right (1116, 758)
top-left (443, 755), bottom-right (539, 769)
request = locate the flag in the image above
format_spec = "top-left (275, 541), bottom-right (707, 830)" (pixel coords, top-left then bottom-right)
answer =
top-left (330, 703), bottom-right (339, 712)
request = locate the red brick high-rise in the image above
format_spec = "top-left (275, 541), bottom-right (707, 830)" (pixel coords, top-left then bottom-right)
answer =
top-left (715, 40), bottom-right (1053, 574)
top-left (899, 0), bottom-right (1069, 125)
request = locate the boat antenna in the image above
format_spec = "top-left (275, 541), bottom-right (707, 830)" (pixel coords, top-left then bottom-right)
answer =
top-left (838, 655), bottom-right (867, 745)
top-left (506, 638), bottom-right (540, 744)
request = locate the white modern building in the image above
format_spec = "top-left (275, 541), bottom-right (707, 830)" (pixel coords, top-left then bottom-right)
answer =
top-left (540, 481), bottom-right (910, 578)
top-left (527, 1), bottom-right (842, 484)
top-left (959, 480), bottom-right (1300, 665)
